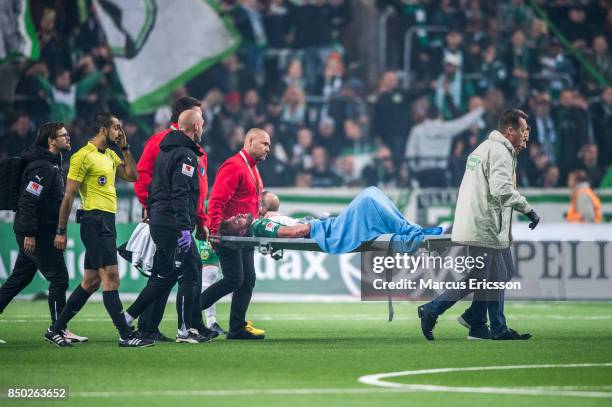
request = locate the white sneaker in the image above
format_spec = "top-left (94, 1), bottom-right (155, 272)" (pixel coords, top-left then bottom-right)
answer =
top-left (62, 329), bottom-right (89, 343)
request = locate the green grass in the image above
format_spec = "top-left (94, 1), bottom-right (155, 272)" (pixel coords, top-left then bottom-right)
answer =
top-left (1, 301), bottom-right (611, 406)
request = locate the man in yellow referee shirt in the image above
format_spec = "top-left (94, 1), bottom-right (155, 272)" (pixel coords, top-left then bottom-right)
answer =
top-left (44, 112), bottom-right (153, 348)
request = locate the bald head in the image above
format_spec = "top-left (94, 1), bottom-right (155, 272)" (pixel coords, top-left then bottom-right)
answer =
top-left (260, 191), bottom-right (280, 217)
top-left (178, 109), bottom-right (204, 142)
top-left (244, 128), bottom-right (271, 161)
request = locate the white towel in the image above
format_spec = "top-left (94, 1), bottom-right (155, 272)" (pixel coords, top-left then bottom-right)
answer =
top-left (126, 223), bottom-right (156, 276)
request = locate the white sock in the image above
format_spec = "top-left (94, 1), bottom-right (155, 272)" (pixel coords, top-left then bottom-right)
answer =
top-left (206, 315), bottom-right (217, 327)
top-left (202, 265), bottom-right (219, 292)
top-left (124, 312), bottom-right (135, 327)
top-left (202, 265), bottom-right (219, 326)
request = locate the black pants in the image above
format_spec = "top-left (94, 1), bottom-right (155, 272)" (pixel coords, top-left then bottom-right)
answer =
top-left (126, 225), bottom-right (200, 331)
top-left (425, 247), bottom-right (514, 335)
top-left (0, 230), bottom-right (68, 324)
top-left (201, 245), bottom-right (255, 333)
top-left (137, 262), bottom-right (204, 333)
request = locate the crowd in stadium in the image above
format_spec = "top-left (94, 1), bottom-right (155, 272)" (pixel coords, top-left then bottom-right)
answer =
top-left (0, 0), bottom-right (611, 190)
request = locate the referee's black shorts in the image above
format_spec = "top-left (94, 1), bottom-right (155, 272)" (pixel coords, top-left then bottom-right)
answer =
top-left (80, 210), bottom-right (117, 270)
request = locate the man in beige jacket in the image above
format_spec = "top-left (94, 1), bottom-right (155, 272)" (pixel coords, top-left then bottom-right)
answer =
top-left (418, 109), bottom-right (540, 341)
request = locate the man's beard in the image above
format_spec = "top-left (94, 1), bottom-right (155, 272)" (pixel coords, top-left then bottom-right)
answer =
top-left (106, 134), bottom-right (117, 146)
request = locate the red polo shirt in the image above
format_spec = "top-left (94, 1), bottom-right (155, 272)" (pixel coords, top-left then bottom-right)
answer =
top-left (207, 149), bottom-right (263, 235)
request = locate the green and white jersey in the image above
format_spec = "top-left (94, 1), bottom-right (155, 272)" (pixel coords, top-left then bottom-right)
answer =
top-left (251, 218), bottom-right (283, 238)
top-left (196, 240), bottom-right (219, 266)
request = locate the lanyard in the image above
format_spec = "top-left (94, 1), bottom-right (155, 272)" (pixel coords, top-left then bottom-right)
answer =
top-left (239, 150), bottom-right (261, 199)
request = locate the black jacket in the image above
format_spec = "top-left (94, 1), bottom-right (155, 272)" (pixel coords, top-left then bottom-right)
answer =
top-left (13, 145), bottom-right (65, 236)
top-left (148, 131), bottom-right (201, 231)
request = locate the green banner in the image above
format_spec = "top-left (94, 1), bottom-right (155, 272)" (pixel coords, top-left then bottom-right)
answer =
top-left (0, 222), bottom-right (359, 297)
top-left (0, 223), bottom-right (150, 294)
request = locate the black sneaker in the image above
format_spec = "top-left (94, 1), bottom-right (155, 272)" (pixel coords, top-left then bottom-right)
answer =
top-left (492, 328), bottom-right (532, 340)
top-left (209, 322), bottom-right (227, 335)
top-left (119, 334), bottom-right (155, 347)
top-left (176, 328), bottom-right (211, 343)
top-left (137, 330), bottom-right (172, 343)
top-left (44, 329), bottom-right (72, 347)
top-left (417, 305), bottom-right (437, 341)
top-left (467, 325), bottom-right (492, 340)
top-left (193, 324), bottom-right (219, 341)
top-left (226, 327), bottom-right (265, 340)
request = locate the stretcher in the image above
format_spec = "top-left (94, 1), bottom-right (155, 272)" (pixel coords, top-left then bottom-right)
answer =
top-left (210, 234), bottom-right (454, 258)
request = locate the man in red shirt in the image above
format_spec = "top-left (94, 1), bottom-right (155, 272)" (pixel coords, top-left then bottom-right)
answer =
top-left (203, 128), bottom-right (271, 339)
top-left (133, 96), bottom-right (214, 341)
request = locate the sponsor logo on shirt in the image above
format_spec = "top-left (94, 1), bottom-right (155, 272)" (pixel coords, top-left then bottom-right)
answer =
top-left (25, 181), bottom-right (43, 196)
top-left (98, 176), bottom-right (107, 186)
top-left (466, 155), bottom-right (481, 171)
top-left (182, 163), bottom-right (195, 177)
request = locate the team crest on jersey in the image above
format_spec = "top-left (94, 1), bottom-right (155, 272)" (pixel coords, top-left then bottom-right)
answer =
top-left (25, 181), bottom-right (43, 196)
top-left (265, 221), bottom-right (276, 232)
top-left (182, 163), bottom-right (195, 177)
top-left (98, 176), bottom-right (107, 186)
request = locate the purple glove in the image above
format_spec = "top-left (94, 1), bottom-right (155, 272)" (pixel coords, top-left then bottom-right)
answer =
top-left (177, 230), bottom-right (192, 251)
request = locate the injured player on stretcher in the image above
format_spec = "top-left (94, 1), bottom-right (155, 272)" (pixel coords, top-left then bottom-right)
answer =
top-left (219, 187), bottom-right (443, 254)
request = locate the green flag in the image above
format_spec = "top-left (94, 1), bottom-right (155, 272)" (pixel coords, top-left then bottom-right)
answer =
top-left (94, 0), bottom-right (240, 113)
top-left (0, 0), bottom-right (40, 62)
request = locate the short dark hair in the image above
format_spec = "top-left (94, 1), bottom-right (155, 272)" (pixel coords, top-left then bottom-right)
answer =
top-left (569, 169), bottom-right (589, 184)
top-left (5, 110), bottom-right (29, 127)
top-left (35, 122), bottom-right (65, 148)
top-left (171, 96), bottom-right (202, 123)
top-left (498, 109), bottom-right (528, 132)
top-left (92, 112), bottom-right (115, 134)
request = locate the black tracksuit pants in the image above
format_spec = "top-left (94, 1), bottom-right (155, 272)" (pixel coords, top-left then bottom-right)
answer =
top-left (126, 225), bottom-right (199, 332)
top-left (0, 229), bottom-right (68, 324)
top-left (201, 245), bottom-right (255, 333)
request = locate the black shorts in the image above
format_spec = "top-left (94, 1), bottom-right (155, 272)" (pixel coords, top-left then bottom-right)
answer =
top-left (80, 210), bottom-right (117, 270)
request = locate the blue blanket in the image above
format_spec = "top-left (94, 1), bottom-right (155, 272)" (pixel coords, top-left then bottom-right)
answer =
top-left (308, 187), bottom-right (442, 254)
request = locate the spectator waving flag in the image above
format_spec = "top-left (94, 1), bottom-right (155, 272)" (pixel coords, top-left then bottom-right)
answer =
top-left (94, 0), bottom-right (239, 113)
top-left (0, 0), bottom-right (40, 61)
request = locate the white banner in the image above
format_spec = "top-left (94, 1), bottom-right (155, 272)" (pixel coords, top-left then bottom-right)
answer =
top-left (94, 0), bottom-right (239, 113)
top-left (0, 0), bottom-right (39, 61)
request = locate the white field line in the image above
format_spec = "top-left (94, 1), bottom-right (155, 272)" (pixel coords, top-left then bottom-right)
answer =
top-left (62, 365), bottom-right (612, 399)
top-left (358, 363), bottom-right (612, 399)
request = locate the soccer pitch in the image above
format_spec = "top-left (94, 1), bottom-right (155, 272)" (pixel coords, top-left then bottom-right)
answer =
top-left (1, 301), bottom-right (611, 407)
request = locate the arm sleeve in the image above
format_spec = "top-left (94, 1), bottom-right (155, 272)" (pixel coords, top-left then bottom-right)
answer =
top-left (171, 154), bottom-right (196, 231)
top-left (34, 75), bottom-right (53, 94)
top-left (76, 71), bottom-right (103, 96)
top-left (207, 163), bottom-right (240, 235)
top-left (134, 140), bottom-right (157, 206)
top-left (438, 107), bottom-right (484, 138)
top-left (576, 193), bottom-right (596, 222)
top-left (67, 150), bottom-right (90, 182)
top-left (405, 127), bottom-right (420, 171)
top-left (17, 164), bottom-right (54, 235)
top-left (488, 148), bottom-right (532, 214)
